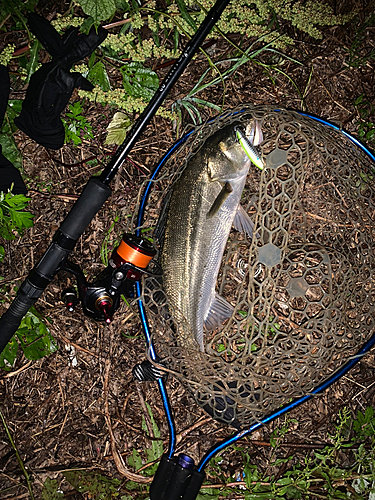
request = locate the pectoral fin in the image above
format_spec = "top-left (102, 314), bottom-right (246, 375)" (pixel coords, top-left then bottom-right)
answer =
top-left (207, 182), bottom-right (233, 218)
top-left (204, 293), bottom-right (234, 331)
top-left (233, 205), bottom-right (257, 239)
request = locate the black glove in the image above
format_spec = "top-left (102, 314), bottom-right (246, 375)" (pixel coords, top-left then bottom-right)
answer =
top-left (0, 65), bottom-right (27, 195)
top-left (15, 13), bottom-right (107, 150)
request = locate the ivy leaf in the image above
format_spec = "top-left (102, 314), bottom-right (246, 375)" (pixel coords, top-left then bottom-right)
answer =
top-left (120, 62), bottom-right (159, 100)
top-left (16, 310), bottom-right (58, 361)
top-left (0, 337), bottom-right (18, 371)
top-left (87, 61), bottom-right (111, 91)
top-left (78, 0), bottom-right (116, 23)
top-left (105, 112), bottom-right (132, 145)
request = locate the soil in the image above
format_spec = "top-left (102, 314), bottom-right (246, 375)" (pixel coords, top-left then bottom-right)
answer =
top-left (1, 0), bottom-right (375, 498)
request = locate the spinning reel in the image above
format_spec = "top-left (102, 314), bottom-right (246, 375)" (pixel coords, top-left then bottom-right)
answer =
top-left (61, 233), bottom-right (156, 324)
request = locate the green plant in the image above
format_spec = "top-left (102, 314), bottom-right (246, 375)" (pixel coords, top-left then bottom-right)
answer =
top-left (0, 410), bottom-right (35, 499)
top-left (170, 33), bottom-right (303, 130)
top-left (0, 307), bottom-right (57, 370)
top-left (0, 0), bottom-right (37, 32)
top-left (62, 101), bottom-right (94, 145)
top-left (1, 99), bottom-right (23, 170)
top-left (78, 0), bottom-right (354, 120)
top-left (0, 188), bottom-right (34, 260)
top-left (100, 215), bottom-right (119, 265)
top-left (42, 471), bottom-right (125, 499)
top-left (190, 408), bottom-right (375, 499)
top-left (354, 94), bottom-right (375, 144)
top-left (347, 13), bottom-right (375, 68)
top-left (128, 402), bottom-right (164, 476)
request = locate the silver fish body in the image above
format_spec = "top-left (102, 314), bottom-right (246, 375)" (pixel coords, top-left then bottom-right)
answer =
top-left (160, 122), bottom-right (261, 351)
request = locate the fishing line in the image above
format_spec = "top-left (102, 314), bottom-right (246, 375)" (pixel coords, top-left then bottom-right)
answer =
top-left (135, 107), bottom-right (375, 472)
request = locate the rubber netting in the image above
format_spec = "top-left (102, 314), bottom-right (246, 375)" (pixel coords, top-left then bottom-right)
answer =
top-left (135, 104), bottom-right (375, 428)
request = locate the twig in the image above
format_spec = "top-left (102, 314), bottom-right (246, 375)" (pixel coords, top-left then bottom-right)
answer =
top-left (0, 411), bottom-right (35, 500)
top-left (314, 74), bottom-right (351, 114)
top-left (54, 409), bottom-right (71, 451)
top-left (250, 439), bottom-right (328, 449)
top-left (135, 381), bottom-right (154, 439)
top-left (2, 493), bottom-right (30, 500)
top-left (58, 333), bottom-right (100, 359)
top-left (28, 190), bottom-right (79, 202)
top-left (1, 361), bottom-right (33, 379)
top-left (175, 417), bottom-right (212, 445)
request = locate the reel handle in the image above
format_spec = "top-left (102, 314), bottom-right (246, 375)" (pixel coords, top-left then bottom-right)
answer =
top-left (61, 233), bottom-right (156, 323)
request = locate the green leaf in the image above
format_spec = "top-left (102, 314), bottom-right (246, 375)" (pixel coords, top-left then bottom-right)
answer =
top-left (128, 449), bottom-right (143, 471)
top-left (64, 470), bottom-right (120, 498)
top-left (277, 477), bottom-right (293, 486)
top-left (244, 463), bottom-right (258, 487)
top-left (9, 207), bottom-right (34, 231)
top-left (120, 62), bottom-right (159, 100)
top-left (18, 328), bottom-right (57, 360)
top-left (78, 0), bottom-right (116, 23)
top-left (0, 190), bottom-right (33, 240)
top-left (3, 100), bottom-right (23, 134)
top-left (141, 402), bottom-right (164, 474)
top-left (175, 0), bottom-right (197, 31)
top-left (80, 16), bottom-right (96, 34)
top-left (105, 112), bottom-right (133, 145)
top-left (16, 312), bottom-right (58, 361)
top-left (0, 134), bottom-right (23, 170)
top-left (244, 493), bottom-right (279, 499)
top-left (42, 478), bottom-right (64, 499)
top-left (88, 61), bottom-right (111, 91)
top-left (196, 492), bottom-right (220, 500)
top-left (0, 337), bottom-right (19, 371)
top-left (26, 39), bottom-right (41, 82)
top-left (0, 307), bottom-right (58, 367)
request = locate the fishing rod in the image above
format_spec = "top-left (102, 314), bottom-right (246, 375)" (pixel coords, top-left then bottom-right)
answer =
top-left (0, 0), bottom-right (231, 351)
top-left (132, 109), bottom-right (375, 500)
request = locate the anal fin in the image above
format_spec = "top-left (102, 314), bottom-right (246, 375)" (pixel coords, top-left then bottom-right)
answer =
top-left (233, 205), bottom-right (256, 239)
top-left (204, 293), bottom-right (234, 331)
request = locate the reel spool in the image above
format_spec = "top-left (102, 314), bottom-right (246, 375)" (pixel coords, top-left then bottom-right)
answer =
top-left (135, 104), bottom-right (375, 429)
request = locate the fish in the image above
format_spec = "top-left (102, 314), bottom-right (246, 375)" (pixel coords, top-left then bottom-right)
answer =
top-left (159, 120), bottom-right (263, 351)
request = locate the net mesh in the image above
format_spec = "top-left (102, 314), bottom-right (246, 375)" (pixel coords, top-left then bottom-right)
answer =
top-left (135, 104), bottom-right (375, 428)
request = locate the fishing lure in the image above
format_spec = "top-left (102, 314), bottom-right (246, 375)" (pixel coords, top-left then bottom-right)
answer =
top-left (235, 125), bottom-right (264, 170)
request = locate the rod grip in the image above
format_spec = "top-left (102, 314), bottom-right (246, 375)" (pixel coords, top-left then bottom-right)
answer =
top-left (60, 178), bottom-right (111, 240)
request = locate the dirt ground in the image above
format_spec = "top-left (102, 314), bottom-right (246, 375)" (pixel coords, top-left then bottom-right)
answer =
top-left (1, 0), bottom-right (375, 498)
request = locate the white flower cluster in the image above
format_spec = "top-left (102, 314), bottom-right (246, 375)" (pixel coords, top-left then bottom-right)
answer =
top-left (0, 44), bottom-right (15, 66)
top-left (51, 14), bottom-right (84, 33)
top-left (78, 87), bottom-right (174, 119)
